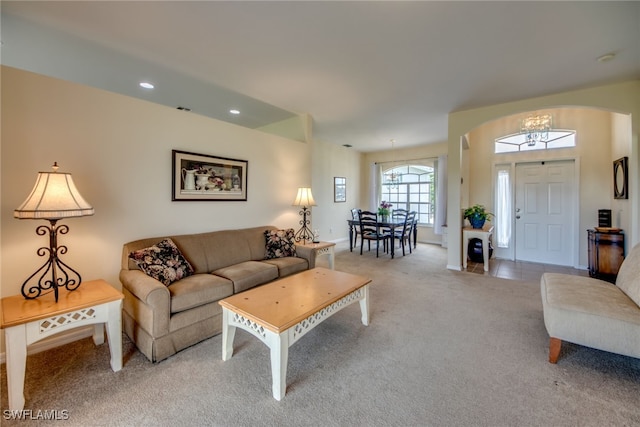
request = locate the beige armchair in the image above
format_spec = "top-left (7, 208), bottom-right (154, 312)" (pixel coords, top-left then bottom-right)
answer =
top-left (540, 243), bottom-right (640, 363)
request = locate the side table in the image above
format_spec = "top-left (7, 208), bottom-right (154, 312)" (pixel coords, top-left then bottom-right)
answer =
top-left (587, 228), bottom-right (625, 283)
top-left (462, 225), bottom-right (495, 272)
top-left (296, 241), bottom-right (336, 269)
top-left (1, 279), bottom-right (124, 411)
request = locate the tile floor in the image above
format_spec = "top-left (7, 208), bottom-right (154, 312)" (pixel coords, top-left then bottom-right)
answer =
top-left (464, 257), bottom-right (590, 282)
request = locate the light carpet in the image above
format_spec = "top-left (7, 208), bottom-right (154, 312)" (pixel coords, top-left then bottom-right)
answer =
top-left (1, 242), bottom-right (639, 426)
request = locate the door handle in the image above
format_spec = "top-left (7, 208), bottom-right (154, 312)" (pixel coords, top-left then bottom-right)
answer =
top-left (516, 215), bottom-right (521, 219)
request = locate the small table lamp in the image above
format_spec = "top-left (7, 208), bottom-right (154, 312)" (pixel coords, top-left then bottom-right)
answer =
top-left (14, 163), bottom-right (94, 302)
top-left (292, 187), bottom-right (316, 243)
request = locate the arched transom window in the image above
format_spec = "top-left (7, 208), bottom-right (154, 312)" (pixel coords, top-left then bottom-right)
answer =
top-left (495, 130), bottom-right (576, 153)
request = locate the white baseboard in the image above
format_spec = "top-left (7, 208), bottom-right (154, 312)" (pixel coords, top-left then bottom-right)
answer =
top-left (0, 326), bottom-right (94, 365)
top-left (327, 237), bottom-right (349, 243)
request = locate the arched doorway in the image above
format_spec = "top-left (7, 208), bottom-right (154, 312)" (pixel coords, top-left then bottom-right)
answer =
top-left (446, 81), bottom-right (639, 272)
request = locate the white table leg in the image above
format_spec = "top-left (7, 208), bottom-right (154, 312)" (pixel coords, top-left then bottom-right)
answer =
top-left (328, 249), bottom-right (335, 270)
top-left (93, 323), bottom-right (105, 346)
top-left (5, 325), bottom-right (27, 411)
top-left (482, 236), bottom-right (490, 272)
top-left (221, 308), bottom-right (236, 361)
top-left (359, 285), bottom-right (370, 326)
top-left (268, 332), bottom-right (289, 401)
top-left (105, 300), bottom-right (123, 372)
top-left (462, 235), bottom-right (469, 269)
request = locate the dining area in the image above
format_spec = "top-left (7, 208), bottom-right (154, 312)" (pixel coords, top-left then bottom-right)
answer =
top-left (347, 208), bottom-right (418, 259)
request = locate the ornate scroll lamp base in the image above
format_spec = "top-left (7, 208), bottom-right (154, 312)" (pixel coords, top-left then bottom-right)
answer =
top-left (21, 219), bottom-right (82, 303)
top-left (294, 206), bottom-right (314, 243)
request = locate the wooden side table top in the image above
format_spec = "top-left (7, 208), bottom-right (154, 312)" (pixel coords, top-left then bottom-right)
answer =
top-left (462, 225), bottom-right (495, 234)
top-left (1, 279), bottom-right (123, 329)
top-left (295, 241), bottom-right (335, 249)
top-left (219, 267), bottom-right (370, 333)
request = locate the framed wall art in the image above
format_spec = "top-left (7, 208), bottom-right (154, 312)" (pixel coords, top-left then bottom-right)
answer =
top-left (613, 156), bottom-right (628, 200)
top-left (334, 177), bottom-right (346, 202)
top-left (172, 149), bottom-right (248, 201)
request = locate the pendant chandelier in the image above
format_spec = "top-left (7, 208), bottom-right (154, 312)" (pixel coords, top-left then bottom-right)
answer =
top-left (521, 113), bottom-right (552, 146)
top-left (384, 139), bottom-right (401, 189)
top-left (386, 171), bottom-right (401, 189)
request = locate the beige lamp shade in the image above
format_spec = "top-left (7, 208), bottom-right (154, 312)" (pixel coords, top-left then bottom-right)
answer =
top-left (14, 164), bottom-right (94, 220)
top-left (292, 187), bottom-right (317, 207)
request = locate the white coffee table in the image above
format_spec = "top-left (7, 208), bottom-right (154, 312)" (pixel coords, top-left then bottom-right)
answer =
top-left (219, 267), bottom-right (371, 400)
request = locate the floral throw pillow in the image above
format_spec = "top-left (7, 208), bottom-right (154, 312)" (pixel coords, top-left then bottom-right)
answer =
top-left (128, 238), bottom-right (194, 286)
top-left (264, 228), bottom-right (297, 259)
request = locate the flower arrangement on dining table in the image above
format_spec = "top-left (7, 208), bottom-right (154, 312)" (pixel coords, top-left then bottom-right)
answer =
top-left (378, 201), bottom-right (393, 217)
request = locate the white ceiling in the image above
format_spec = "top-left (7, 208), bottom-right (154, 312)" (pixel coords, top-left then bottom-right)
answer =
top-left (2, 1), bottom-right (639, 152)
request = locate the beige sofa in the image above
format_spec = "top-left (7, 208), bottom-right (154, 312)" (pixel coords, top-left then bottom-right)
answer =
top-left (120, 225), bottom-right (319, 362)
top-left (540, 243), bottom-right (640, 363)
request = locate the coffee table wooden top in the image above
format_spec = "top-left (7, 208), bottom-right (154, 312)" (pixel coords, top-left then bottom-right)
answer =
top-left (1, 279), bottom-right (123, 329)
top-left (219, 267), bottom-right (371, 333)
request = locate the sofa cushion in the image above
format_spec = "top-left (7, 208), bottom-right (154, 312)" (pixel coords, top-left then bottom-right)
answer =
top-left (128, 238), bottom-right (194, 286)
top-left (542, 273), bottom-right (640, 325)
top-left (264, 228), bottom-right (297, 259)
top-left (167, 273), bottom-right (233, 314)
top-left (262, 257), bottom-right (308, 278)
top-left (615, 243), bottom-right (640, 308)
top-left (213, 261), bottom-right (279, 293)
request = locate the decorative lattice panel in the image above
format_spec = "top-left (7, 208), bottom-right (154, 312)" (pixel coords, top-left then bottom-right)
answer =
top-left (292, 288), bottom-right (364, 342)
top-left (39, 308), bottom-right (96, 333)
top-left (317, 247), bottom-right (331, 256)
top-left (232, 313), bottom-right (267, 339)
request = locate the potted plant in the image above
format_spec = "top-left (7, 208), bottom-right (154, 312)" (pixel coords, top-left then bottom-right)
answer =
top-left (463, 204), bottom-right (494, 229)
top-left (378, 201), bottom-right (393, 221)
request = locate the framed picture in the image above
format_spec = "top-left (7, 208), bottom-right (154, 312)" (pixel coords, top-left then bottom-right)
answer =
top-left (172, 150), bottom-right (248, 201)
top-left (334, 177), bottom-right (346, 202)
top-left (613, 156), bottom-right (628, 200)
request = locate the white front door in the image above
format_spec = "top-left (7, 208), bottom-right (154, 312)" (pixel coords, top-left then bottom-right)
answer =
top-left (514, 160), bottom-right (576, 265)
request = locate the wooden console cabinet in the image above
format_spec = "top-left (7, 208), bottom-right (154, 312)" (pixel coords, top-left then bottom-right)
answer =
top-left (588, 229), bottom-right (624, 283)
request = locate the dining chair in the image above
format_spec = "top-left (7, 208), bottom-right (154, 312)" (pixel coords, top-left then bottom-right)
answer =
top-left (391, 209), bottom-right (408, 220)
top-left (386, 209), bottom-right (410, 248)
top-left (351, 208), bottom-right (361, 249)
top-left (407, 210), bottom-right (418, 249)
top-left (358, 210), bottom-right (390, 257)
top-left (393, 211), bottom-right (416, 256)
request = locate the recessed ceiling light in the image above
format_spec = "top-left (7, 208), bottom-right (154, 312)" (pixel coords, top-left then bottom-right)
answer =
top-left (229, 109), bottom-right (240, 115)
top-left (596, 53), bottom-right (616, 63)
top-left (139, 82), bottom-right (154, 89)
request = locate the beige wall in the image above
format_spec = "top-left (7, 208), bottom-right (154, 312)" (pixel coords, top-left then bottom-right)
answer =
top-left (447, 80), bottom-right (640, 270)
top-left (0, 66), bottom-right (363, 352)
top-left (612, 113), bottom-right (633, 237)
top-left (465, 108), bottom-right (622, 267)
top-left (0, 66), bottom-right (310, 293)
top-left (311, 139), bottom-right (362, 242)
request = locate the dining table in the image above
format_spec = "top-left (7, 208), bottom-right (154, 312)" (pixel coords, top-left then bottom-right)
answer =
top-left (347, 217), bottom-right (417, 259)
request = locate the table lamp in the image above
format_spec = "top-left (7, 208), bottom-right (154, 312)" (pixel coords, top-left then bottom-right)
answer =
top-left (292, 187), bottom-right (316, 243)
top-left (14, 163), bottom-right (94, 302)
